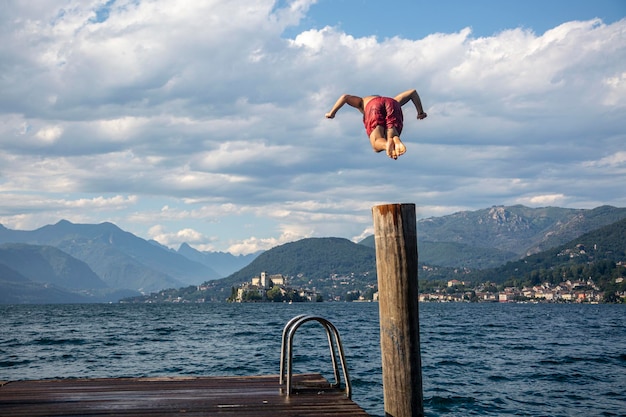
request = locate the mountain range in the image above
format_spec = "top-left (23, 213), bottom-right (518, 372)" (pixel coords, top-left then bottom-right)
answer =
top-left (0, 220), bottom-right (259, 303)
top-left (361, 204), bottom-right (626, 269)
top-left (129, 212), bottom-right (626, 303)
top-left (1, 204), bottom-right (625, 303)
top-left (472, 215), bottom-right (626, 285)
top-left (129, 205), bottom-right (626, 303)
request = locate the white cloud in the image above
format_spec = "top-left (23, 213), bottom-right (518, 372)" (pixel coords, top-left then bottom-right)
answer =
top-left (603, 72), bottom-right (626, 107)
top-left (194, 140), bottom-right (301, 170)
top-left (95, 117), bottom-right (149, 141)
top-left (148, 224), bottom-right (208, 247)
top-left (584, 151), bottom-right (626, 168)
top-left (227, 227), bottom-right (313, 255)
top-left (516, 194), bottom-right (567, 206)
top-left (0, 193), bottom-right (138, 231)
top-left (34, 125), bottom-right (63, 143)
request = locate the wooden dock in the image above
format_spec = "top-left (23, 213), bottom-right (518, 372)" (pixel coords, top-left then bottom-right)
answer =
top-left (0, 373), bottom-right (370, 416)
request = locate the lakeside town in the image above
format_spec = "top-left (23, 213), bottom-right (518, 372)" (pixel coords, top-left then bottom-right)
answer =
top-left (205, 271), bottom-right (625, 304)
top-left (417, 278), bottom-right (621, 303)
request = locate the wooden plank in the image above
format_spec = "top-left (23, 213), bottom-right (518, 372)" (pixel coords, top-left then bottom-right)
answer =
top-left (0, 373), bottom-right (370, 416)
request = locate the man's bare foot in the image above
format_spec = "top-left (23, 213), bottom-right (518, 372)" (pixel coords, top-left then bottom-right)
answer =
top-left (393, 137), bottom-right (406, 157)
top-left (385, 139), bottom-right (397, 159)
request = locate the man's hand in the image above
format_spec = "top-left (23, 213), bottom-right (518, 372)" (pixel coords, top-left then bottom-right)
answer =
top-left (325, 112), bottom-right (335, 119)
top-left (417, 112), bottom-right (427, 120)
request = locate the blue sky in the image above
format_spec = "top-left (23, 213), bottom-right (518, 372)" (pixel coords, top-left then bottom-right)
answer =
top-left (1, 0), bottom-right (625, 256)
top-left (291, 0), bottom-right (626, 38)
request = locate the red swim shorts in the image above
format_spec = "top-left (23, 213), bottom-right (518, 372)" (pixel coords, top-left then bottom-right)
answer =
top-left (363, 96), bottom-right (404, 137)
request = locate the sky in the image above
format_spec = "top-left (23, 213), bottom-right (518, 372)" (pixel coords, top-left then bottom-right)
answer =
top-left (1, 0), bottom-right (625, 255)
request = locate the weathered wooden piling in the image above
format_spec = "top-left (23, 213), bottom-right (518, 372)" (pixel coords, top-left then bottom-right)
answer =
top-left (372, 203), bottom-right (423, 417)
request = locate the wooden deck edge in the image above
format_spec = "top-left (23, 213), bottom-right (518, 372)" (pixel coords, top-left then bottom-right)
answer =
top-left (0, 373), bottom-right (371, 416)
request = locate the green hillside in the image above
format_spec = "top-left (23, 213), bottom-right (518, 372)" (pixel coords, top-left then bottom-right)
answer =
top-left (0, 243), bottom-right (107, 290)
top-left (229, 237), bottom-right (375, 281)
top-left (0, 262), bottom-right (92, 304)
top-left (217, 237), bottom-right (375, 301)
top-left (473, 217), bottom-right (626, 291)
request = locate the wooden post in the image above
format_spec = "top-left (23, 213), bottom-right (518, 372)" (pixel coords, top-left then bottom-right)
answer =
top-left (372, 203), bottom-right (423, 417)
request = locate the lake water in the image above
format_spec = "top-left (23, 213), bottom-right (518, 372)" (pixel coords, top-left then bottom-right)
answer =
top-left (1, 302), bottom-right (625, 417)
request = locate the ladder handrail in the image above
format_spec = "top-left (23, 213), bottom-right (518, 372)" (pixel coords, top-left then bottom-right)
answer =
top-left (289, 317), bottom-right (341, 388)
top-left (279, 315), bottom-right (352, 399)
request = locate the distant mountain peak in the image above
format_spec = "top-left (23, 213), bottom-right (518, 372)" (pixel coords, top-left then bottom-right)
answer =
top-left (176, 242), bottom-right (260, 277)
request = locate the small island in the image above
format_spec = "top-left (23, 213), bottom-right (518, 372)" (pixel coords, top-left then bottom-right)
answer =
top-left (227, 271), bottom-right (323, 303)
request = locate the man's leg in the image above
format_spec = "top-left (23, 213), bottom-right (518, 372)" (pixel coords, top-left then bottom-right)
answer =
top-left (370, 126), bottom-right (401, 159)
top-left (382, 98), bottom-right (405, 159)
top-left (387, 127), bottom-right (406, 159)
top-left (369, 126), bottom-right (393, 156)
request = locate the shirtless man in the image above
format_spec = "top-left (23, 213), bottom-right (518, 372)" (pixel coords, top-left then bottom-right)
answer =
top-left (325, 89), bottom-right (427, 159)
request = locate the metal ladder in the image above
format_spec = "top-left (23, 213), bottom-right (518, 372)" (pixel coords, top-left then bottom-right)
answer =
top-left (279, 315), bottom-right (352, 399)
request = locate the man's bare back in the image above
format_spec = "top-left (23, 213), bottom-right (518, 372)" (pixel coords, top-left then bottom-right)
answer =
top-left (361, 96), bottom-right (379, 112)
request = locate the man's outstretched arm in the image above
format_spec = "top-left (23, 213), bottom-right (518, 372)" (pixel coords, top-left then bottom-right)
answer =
top-left (325, 94), bottom-right (364, 118)
top-left (394, 89), bottom-right (427, 119)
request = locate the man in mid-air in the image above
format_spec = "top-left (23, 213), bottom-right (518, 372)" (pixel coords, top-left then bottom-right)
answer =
top-left (325, 89), bottom-right (427, 160)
